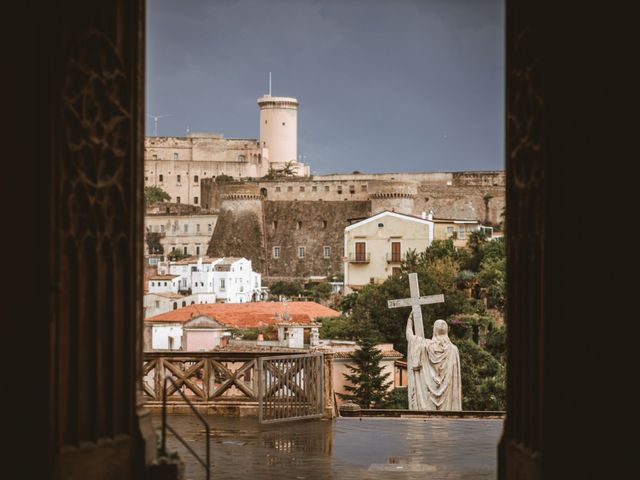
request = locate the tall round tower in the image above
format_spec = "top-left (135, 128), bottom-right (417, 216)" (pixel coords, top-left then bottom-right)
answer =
top-left (257, 95), bottom-right (298, 168)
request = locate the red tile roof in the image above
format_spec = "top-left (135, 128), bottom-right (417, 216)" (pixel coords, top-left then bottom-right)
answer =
top-left (145, 301), bottom-right (340, 328)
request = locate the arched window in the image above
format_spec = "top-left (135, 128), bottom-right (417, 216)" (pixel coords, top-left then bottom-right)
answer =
top-left (260, 187), bottom-right (268, 197)
top-left (238, 155), bottom-right (246, 162)
top-left (173, 302), bottom-right (177, 310)
top-left (181, 301), bottom-right (186, 307)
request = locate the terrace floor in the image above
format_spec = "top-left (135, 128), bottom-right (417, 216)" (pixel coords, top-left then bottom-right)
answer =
top-left (153, 414), bottom-right (503, 479)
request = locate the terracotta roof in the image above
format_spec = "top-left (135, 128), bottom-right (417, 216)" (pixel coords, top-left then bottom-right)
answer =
top-left (149, 274), bottom-right (180, 280)
top-left (145, 302), bottom-right (340, 328)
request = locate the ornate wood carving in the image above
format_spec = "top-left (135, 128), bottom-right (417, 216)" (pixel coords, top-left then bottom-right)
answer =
top-left (501, 1), bottom-right (544, 478)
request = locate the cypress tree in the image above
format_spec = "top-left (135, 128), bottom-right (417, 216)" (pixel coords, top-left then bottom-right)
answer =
top-left (337, 337), bottom-right (392, 408)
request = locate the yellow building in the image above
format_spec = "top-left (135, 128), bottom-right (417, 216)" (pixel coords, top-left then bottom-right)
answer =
top-left (343, 211), bottom-right (434, 291)
top-left (432, 217), bottom-right (483, 247)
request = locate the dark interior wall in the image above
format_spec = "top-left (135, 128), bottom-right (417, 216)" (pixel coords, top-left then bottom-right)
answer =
top-left (5, 1), bottom-right (149, 479)
top-left (503, 1), bottom-right (638, 478)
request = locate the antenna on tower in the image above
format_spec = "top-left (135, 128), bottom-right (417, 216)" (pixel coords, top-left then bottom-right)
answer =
top-left (269, 72), bottom-right (272, 96)
top-left (146, 113), bottom-right (173, 137)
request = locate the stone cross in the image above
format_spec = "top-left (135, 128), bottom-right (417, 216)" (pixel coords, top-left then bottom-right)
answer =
top-left (387, 272), bottom-right (445, 338)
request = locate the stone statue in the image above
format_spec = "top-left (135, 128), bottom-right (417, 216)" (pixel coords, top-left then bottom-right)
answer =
top-left (405, 314), bottom-right (462, 411)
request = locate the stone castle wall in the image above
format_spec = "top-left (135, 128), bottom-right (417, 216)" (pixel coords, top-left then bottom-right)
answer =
top-left (202, 171), bottom-right (506, 279)
top-left (264, 201), bottom-right (371, 279)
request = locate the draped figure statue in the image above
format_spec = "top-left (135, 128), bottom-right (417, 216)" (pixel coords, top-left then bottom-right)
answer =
top-left (406, 314), bottom-right (462, 411)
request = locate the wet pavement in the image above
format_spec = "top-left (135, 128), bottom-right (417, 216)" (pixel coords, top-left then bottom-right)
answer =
top-left (153, 415), bottom-right (503, 480)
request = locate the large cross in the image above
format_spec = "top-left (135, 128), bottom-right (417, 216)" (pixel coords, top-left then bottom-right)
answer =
top-left (387, 272), bottom-right (445, 338)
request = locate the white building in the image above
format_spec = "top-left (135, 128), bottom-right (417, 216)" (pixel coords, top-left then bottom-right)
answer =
top-left (157, 256), bottom-right (263, 303)
top-left (143, 292), bottom-right (217, 319)
top-left (147, 274), bottom-right (181, 294)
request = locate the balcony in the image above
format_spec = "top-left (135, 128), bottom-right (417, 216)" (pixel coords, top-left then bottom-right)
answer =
top-left (348, 253), bottom-right (370, 263)
top-left (386, 253), bottom-right (403, 263)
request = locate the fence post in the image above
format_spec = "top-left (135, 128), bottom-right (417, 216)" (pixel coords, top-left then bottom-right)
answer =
top-left (323, 353), bottom-right (335, 419)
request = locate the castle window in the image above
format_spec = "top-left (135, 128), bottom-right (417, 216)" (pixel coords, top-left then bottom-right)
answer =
top-left (194, 196), bottom-right (198, 204)
top-left (196, 245), bottom-right (200, 255)
top-left (260, 187), bottom-right (268, 197)
top-left (160, 225), bottom-right (165, 233)
top-left (151, 282), bottom-right (155, 287)
top-left (177, 174), bottom-right (181, 183)
top-left (323, 246), bottom-right (331, 258)
top-left (300, 186), bottom-right (305, 192)
top-left (196, 224), bottom-right (200, 232)
top-left (272, 221), bottom-right (277, 230)
top-left (145, 176), bottom-right (148, 181)
top-left (324, 185), bottom-right (329, 192)
top-left (312, 186), bottom-right (317, 192)
top-left (173, 153), bottom-right (179, 160)
top-left (176, 196), bottom-right (181, 204)
top-left (194, 175), bottom-right (199, 183)
top-left (184, 224), bottom-right (188, 233)
top-left (273, 246), bottom-right (280, 258)
top-left (208, 224), bottom-right (212, 232)
top-left (173, 302), bottom-right (178, 310)
top-left (287, 186), bottom-right (293, 192)
top-left (159, 174), bottom-right (163, 182)
top-left (238, 155), bottom-right (246, 162)
top-left (297, 221), bottom-right (302, 230)
top-left (298, 246), bottom-right (305, 258)
top-left (337, 186), bottom-right (342, 194)
top-left (183, 246), bottom-right (188, 254)
top-left (322, 220), bottom-right (327, 228)
top-left (275, 186), bottom-right (281, 192)
top-left (350, 185), bottom-right (355, 194)
top-left (361, 185), bottom-right (368, 191)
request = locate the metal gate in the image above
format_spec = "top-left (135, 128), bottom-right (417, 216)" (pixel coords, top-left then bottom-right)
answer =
top-left (258, 353), bottom-right (324, 424)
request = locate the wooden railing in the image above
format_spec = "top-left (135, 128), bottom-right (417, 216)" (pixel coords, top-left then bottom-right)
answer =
top-left (142, 351), bottom-right (301, 405)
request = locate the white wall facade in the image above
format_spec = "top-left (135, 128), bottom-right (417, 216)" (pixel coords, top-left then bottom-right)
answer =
top-left (148, 276), bottom-right (180, 294)
top-left (151, 324), bottom-right (183, 350)
top-left (159, 257), bottom-right (263, 302)
top-left (144, 292), bottom-right (217, 318)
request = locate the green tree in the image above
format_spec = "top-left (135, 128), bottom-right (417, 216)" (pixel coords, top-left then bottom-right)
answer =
top-left (382, 387), bottom-right (408, 409)
top-left (145, 232), bottom-right (164, 254)
top-left (457, 339), bottom-right (505, 410)
top-left (167, 248), bottom-right (189, 261)
top-left (215, 174), bottom-right (234, 182)
top-left (337, 337), bottom-right (392, 408)
top-left (269, 281), bottom-right (304, 297)
top-left (318, 315), bottom-right (356, 340)
top-left (144, 186), bottom-right (171, 205)
top-left (309, 281), bottom-right (332, 301)
top-left (477, 257), bottom-right (506, 311)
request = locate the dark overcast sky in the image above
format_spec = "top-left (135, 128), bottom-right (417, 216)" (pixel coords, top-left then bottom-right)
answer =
top-left (146, 0), bottom-right (504, 174)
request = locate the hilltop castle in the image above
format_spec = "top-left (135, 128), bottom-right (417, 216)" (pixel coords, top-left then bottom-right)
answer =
top-left (144, 93), bottom-right (309, 206)
top-left (144, 92), bottom-right (505, 281)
